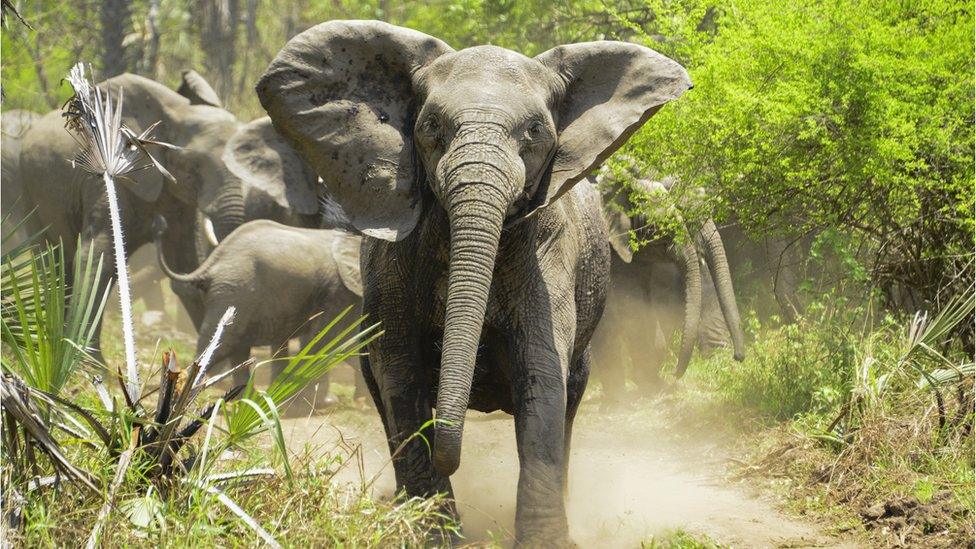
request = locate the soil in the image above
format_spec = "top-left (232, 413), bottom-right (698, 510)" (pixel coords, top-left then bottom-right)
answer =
top-left (280, 389), bottom-right (861, 548)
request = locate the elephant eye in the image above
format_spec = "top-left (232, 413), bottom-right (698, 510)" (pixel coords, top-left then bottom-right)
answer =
top-left (527, 121), bottom-right (544, 138)
top-left (522, 120), bottom-right (549, 147)
top-left (418, 114), bottom-right (440, 137)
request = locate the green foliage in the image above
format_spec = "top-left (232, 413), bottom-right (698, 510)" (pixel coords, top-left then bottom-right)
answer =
top-left (699, 305), bottom-right (856, 419)
top-left (1, 243), bottom-right (108, 395)
top-left (621, 0), bottom-right (974, 311)
top-left (643, 529), bottom-right (726, 548)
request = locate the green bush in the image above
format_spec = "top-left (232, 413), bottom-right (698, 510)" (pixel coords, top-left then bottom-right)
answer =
top-left (708, 313), bottom-right (854, 420)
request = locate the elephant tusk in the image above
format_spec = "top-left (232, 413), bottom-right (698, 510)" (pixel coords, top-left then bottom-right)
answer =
top-left (203, 216), bottom-right (220, 247)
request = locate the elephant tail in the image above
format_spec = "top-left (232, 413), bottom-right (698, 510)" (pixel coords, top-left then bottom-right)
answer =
top-left (152, 215), bottom-right (208, 288)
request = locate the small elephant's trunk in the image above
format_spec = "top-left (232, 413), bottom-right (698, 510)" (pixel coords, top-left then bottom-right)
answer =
top-left (698, 220), bottom-right (746, 361)
top-left (674, 237), bottom-right (702, 378)
top-left (207, 165), bottom-right (247, 240)
top-left (433, 185), bottom-right (507, 477)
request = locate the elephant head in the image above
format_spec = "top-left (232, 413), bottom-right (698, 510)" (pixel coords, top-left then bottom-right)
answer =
top-left (221, 116), bottom-right (321, 230)
top-left (77, 70), bottom-right (246, 239)
top-left (257, 20), bottom-right (690, 475)
top-left (94, 71), bottom-right (321, 242)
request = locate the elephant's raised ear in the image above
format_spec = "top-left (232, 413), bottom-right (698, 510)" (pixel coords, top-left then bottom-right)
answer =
top-left (331, 233), bottom-right (363, 297)
top-left (177, 70), bottom-right (222, 108)
top-left (222, 117), bottom-right (319, 215)
top-left (531, 42), bottom-right (690, 212)
top-left (256, 20), bottom-right (453, 241)
top-left (606, 208), bottom-right (633, 263)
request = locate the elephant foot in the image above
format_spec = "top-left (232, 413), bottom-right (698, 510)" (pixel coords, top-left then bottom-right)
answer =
top-left (515, 532), bottom-right (576, 549)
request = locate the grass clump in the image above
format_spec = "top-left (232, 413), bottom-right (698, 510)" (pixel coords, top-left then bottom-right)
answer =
top-left (7, 449), bottom-right (452, 547)
top-left (642, 529), bottom-right (726, 548)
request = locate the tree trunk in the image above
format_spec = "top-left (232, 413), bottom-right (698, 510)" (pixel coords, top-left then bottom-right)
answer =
top-left (237, 0), bottom-right (259, 95)
top-left (100, 0), bottom-right (132, 77)
top-left (139, 0), bottom-right (161, 77)
top-left (200, 0), bottom-right (240, 103)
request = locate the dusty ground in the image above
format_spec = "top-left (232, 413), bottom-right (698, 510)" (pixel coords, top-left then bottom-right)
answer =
top-left (280, 386), bottom-right (859, 548)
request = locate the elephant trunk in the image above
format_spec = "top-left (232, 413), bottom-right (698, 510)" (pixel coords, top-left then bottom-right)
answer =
top-left (698, 220), bottom-right (746, 361)
top-left (432, 182), bottom-right (507, 478)
top-left (206, 169), bottom-right (246, 240)
top-left (674, 237), bottom-right (702, 379)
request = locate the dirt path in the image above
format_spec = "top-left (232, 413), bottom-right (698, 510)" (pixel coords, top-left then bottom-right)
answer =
top-left (281, 398), bottom-right (857, 548)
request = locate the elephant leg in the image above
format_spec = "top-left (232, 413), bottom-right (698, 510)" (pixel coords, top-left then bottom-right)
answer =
top-left (301, 331), bottom-right (336, 407)
top-left (510, 308), bottom-right (575, 545)
top-left (633, 319), bottom-right (666, 392)
top-left (371, 340), bottom-right (455, 508)
top-left (281, 333), bottom-right (338, 413)
top-left (195, 310), bottom-right (250, 387)
top-left (228, 347), bottom-right (253, 388)
top-left (563, 345), bottom-right (590, 496)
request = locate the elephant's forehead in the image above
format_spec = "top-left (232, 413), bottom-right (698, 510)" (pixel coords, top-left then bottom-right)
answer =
top-left (432, 46), bottom-right (543, 85)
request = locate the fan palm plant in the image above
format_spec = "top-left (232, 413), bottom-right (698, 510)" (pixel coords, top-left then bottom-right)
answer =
top-left (63, 62), bottom-right (176, 404)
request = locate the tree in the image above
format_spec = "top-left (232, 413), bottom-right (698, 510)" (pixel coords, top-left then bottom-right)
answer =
top-left (100, 0), bottom-right (132, 76)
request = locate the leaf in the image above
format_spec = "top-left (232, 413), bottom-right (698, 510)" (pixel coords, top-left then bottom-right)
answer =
top-left (120, 494), bottom-right (163, 537)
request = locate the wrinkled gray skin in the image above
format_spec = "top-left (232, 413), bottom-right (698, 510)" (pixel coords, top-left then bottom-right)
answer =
top-left (257, 20), bottom-right (690, 545)
top-left (153, 218), bottom-right (363, 395)
top-left (1, 109), bottom-right (43, 251)
top-left (17, 71), bottom-right (321, 359)
top-left (591, 177), bottom-right (746, 399)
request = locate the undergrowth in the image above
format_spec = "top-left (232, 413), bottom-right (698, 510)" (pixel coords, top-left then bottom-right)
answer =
top-left (679, 292), bottom-right (975, 547)
top-left (8, 443), bottom-right (450, 547)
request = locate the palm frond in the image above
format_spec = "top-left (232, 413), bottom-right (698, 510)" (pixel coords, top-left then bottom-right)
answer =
top-left (64, 64), bottom-right (175, 182)
top-left (225, 306), bottom-right (382, 440)
top-left (1, 244), bottom-right (108, 396)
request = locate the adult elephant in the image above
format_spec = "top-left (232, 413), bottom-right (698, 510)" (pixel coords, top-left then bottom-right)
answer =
top-left (591, 176), bottom-right (746, 399)
top-left (1, 109), bottom-right (43, 251)
top-left (256, 20), bottom-right (690, 545)
top-left (19, 71), bottom-right (321, 354)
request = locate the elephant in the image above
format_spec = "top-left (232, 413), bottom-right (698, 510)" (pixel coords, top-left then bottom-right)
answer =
top-left (1, 109), bottom-right (42, 251)
top-left (591, 176), bottom-right (746, 400)
top-left (255, 20), bottom-right (690, 545)
top-left (152, 216), bottom-right (363, 405)
top-left (17, 70), bottom-right (322, 359)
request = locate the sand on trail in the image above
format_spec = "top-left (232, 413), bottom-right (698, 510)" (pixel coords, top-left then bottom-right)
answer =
top-left (280, 394), bottom-right (857, 549)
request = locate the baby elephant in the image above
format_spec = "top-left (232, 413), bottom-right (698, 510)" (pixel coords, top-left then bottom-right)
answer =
top-left (153, 217), bottom-right (363, 405)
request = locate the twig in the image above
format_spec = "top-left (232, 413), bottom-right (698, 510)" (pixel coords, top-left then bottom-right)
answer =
top-left (188, 479), bottom-right (282, 548)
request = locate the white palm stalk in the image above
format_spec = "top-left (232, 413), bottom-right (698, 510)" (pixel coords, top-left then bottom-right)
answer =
top-left (64, 63), bottom-right (176, 404)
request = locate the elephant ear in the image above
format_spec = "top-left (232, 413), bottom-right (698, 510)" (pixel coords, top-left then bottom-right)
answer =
top-left (606, 208), bottom-right (633, 263)
top-left (331, 233), bottom-right (363, 297)
top-left (256, 20), bottom-right (453, 241)
top-left (177, 70), bottom-right (222, 107)
top-left (222, 117), bottom-right (319, 216)
top-left (592, 174), bottom-right (634, 263)
top-left (531, 42), bottom-right (691, 213)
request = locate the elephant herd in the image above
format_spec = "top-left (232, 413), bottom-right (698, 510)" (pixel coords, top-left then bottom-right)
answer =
top-left (3, 20), bottom-right (755, 546)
